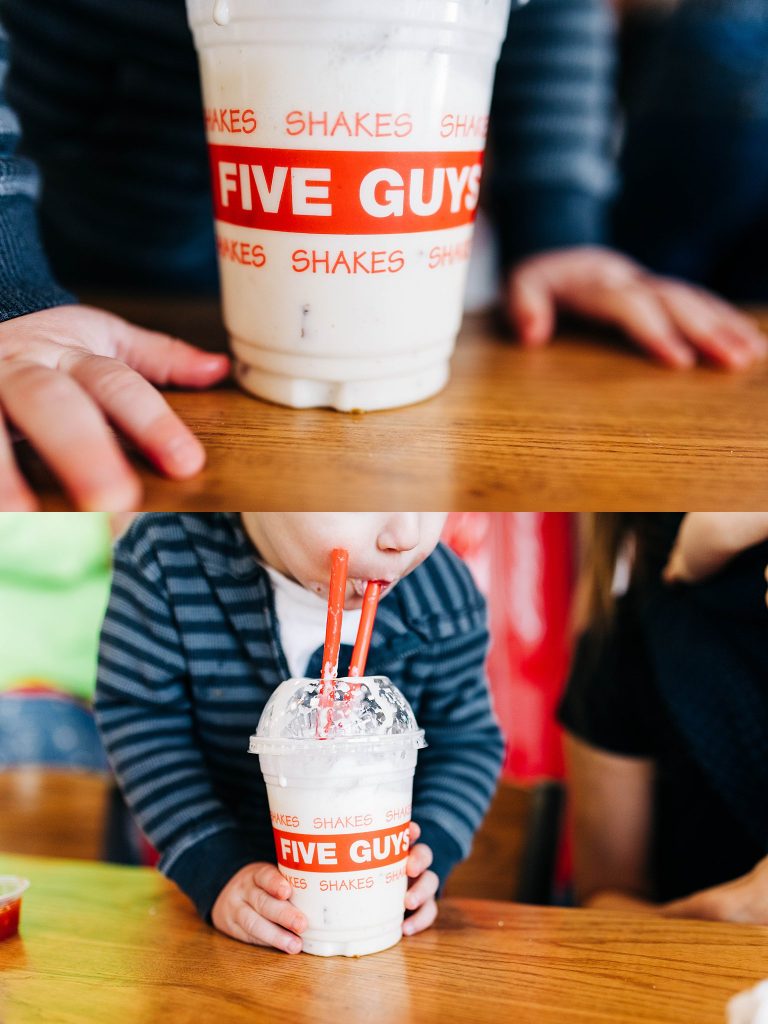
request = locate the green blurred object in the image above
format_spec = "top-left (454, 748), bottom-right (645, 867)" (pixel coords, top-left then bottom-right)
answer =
top-left (0, 514), bottom-right (112, 700)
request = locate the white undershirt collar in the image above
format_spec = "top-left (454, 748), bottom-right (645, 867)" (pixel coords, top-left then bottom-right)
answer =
top-left (262, 563), bottom-right (362, 679)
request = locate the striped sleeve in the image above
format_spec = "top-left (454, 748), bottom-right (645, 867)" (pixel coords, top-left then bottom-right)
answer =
top-left (489, 0), bottom-right (617, 266)
top-left (408, 559), bottom-right (505, 885)
top-left (95, 525), bottom-right (254, 921)
top-left (0, 16), bottom-right (74, 321)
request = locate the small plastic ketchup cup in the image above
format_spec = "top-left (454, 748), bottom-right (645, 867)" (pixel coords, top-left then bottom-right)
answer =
top-left (0, 876), bottom-right (30, 940)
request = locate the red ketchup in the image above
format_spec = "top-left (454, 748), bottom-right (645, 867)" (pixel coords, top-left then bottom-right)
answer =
top-left (0, 897), bottom-right (21, 940)
top-left (0, 878), bottom-right (29, 940)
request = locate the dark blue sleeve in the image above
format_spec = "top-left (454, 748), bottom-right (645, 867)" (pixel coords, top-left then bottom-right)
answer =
top-left (95, 520), bottom-right (254, 922)
top-left (411, 618), bottom-right (505, 887)
top-left (489, 0), bottom-right (617, 267)
top-left (0, 18), bottom-right (75, 321)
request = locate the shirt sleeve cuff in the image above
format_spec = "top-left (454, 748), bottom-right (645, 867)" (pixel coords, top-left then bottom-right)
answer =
top-left (493, 187), bottom-right (609, 268)
top-left (0, 193), bottom-right (76, 321)
top-left (413, 819), bottom-right (465, 892)
top-left (161, 828), bottom-right (258, 923)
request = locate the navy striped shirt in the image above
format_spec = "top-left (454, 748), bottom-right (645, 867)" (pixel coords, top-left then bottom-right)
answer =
top-left (95, 514), bottom-right (504, 921)
top-left (490, 0), bottom-right (617, 266)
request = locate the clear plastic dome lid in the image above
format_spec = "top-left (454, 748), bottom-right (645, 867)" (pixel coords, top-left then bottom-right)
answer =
top-left (249, 675), bottom-right (426, 752)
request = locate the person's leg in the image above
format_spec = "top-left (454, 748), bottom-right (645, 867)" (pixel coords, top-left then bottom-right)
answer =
top-left (0, 692), bottom-right (109, 769)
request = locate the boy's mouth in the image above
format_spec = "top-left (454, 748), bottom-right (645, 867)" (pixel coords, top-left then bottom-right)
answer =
top-left (349, 577), bottom-right (396, 597)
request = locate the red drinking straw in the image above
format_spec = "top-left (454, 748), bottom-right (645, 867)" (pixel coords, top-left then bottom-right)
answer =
top-left (317, 548), bottom-right (349, 738)
top-left (347, 580), bottom-right (383, 683)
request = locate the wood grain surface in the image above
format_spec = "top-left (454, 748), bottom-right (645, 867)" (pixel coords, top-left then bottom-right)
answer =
top-left (21, 297), bottom-right (768, 510)
top-left (0, 769), bottom-right (110, 861)
top-left (1, 853), bottom-right (766, 1024)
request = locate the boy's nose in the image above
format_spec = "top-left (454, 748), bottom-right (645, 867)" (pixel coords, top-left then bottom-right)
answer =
top-left (377, 514), bottom-right (420, 553)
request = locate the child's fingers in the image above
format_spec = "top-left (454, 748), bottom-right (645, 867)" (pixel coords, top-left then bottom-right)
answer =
top-left (405, 869), bottom-right (439, 911)
top-left (61, 350), bottom-right (206, 479)
top-left (0, 361), bottom-right (141, 511)
top-left (507, 267), bottom-right (556, 347)
top-left (244, 888), bottom-right (307, 935)
top-left (0, 409), bottom-right (38, 510)
top-left (684, 286), bottom-right (768, 359)
top-left (583, 284), bottom-right (695, 368)
top-left (409, 821), bottom-right (421, 845)
top-left (654, 280), bottom-right (757, 369)
top-left (407, 842), bottom-right (433, 879)
top-left (251, 864), bottom-right (293, 901)
top-left (235, 904), bottom-right (303, 954)
top-left (402, 897), bottom-right (438, 936)
top-left (115, 318), bottom-right (231, 389)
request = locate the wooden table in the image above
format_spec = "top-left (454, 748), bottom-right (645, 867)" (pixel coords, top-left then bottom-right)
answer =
top-left (23, 298), bottom-right (768, 510)
top-left (1, 853), bottom-right (766, 1024)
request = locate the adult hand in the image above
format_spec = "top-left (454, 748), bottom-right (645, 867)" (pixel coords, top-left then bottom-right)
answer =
top-left (664, 854), bottom-right (768, 925)
top-left (507, 246), bottom-right (768, 370)
top-left (0, 305), bottom-right (230, 511)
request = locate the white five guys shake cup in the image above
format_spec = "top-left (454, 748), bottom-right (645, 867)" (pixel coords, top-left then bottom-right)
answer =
top-left (185, 0), bottom-right (514, 411)
top-left (249, 675), bottom-right (426, 956)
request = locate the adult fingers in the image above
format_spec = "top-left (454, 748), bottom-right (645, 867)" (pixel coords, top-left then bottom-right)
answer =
top-left (234, 904), bottom-right (303, 954)
top-left (0, 407), bottom-right (38, 510)
top-left (507, 267), bottom-right (556, 347)
top-left (60, 351), bottom-right (206, 479)
top-left (403, 897), bottom-right (438, 936)
top-left (407, 844), bottom-right (434, 880)
top-left (405, 869), bottom-right (440, 911)
top-left (409, 821), bottom-right (421, 845)
top-left (0, 362), bottom-right (140, 511)
top-left (576, 284), bottom-right (696, 368)
top-left (654, 281), bottom-right (760, 369)
top-left (112, 317), bottom-right (231, 388)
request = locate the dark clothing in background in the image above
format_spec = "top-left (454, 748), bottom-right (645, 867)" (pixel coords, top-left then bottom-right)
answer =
top-left (489, 0), bottom-right (616, 267)
top-left (560, 513), bottom-right (768, 903)
top-left (615, 0), bottom-right (768, 299)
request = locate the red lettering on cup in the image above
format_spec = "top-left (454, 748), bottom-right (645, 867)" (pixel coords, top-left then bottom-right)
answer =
top-left (273, 822), bottom-right (412, 873)
top-left (208, 145), bottom-right (484, 235)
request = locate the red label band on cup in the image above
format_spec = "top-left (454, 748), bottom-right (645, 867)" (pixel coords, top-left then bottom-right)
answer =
top-left (208, 145), bottom-right (484, 235)
top-left (273, 822), bottom-right (412, 873)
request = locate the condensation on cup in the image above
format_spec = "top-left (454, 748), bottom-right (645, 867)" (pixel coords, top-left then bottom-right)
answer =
top-left (249, 676), bottom-right (427, 956)
top-left (186, 0), bottom-right (515, 411)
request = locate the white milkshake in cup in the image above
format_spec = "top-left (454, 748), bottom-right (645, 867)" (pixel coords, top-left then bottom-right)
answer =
top-left (185, 0), bottom-right (515, 411)
top-left (249, 675), bottom-right (426, 956)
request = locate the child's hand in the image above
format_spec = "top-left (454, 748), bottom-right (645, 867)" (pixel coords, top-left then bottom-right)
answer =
top-left (0, 304), bottom-right (230, 511)
top-left (402, 821), bottom-right (439, 936)
top-left (211, 862), bottom-right (307, 953)
top-left (506, 246), bottom-right (768, 370)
